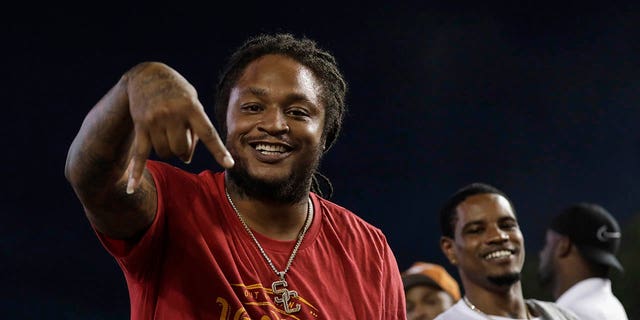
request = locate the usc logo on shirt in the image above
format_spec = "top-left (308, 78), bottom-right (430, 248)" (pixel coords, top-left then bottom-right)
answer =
top-left (215, 282), bottom-right (319, 319)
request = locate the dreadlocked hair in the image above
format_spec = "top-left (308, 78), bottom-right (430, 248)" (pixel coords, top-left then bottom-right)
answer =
top-left (214, 33), bottom-right (347, 199)
top-left (311, 171), bottom-right (334, 199)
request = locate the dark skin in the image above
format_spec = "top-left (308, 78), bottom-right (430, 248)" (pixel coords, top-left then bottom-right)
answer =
top-left (538, 229), bottom-right (598, 300)
top-left (440, 193), bottom-right (534, 318)
top-left (65, 55), bottom-right (321, 241)
top-left (223, 54), bottom-right (325, 239)
top-left (405, 285), bottom-right (454, 320)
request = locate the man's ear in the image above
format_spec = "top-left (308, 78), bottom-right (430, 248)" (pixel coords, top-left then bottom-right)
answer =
top-left (440, 236), bottom-right (458, 265)
top-left (556, 235), bottom-right (572, 258)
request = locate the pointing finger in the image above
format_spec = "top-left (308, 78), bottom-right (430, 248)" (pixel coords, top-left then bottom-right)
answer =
top-left (189, 103), bottom-right (234, 168)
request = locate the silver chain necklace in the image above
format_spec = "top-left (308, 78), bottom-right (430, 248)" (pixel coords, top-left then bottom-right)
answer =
top-left (225, 188), bottom-right (312, 314)
top-left (463, 296), bottom-right (531, 320)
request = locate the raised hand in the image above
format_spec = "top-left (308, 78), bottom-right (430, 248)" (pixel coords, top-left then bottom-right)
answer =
top-left (124, 62), bottom-right (234, 194)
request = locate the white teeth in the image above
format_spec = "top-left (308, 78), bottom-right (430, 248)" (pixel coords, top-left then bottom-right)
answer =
top-left (255, 143), bottom-right (287, 153)
top-left (484, 250), bottom-right (512, 260)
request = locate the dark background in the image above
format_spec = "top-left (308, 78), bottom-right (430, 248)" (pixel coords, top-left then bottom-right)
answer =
top-left (4, 2), bottom-right (639, 318)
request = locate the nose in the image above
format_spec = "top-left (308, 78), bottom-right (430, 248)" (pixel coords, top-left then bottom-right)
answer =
top-left (257, 108), bottom-right (289, 135)
top-left (486, 226), bottom-right (509, 244)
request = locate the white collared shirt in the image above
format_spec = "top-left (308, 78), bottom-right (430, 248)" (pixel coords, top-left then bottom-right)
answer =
top-left (434, 299), bottom-right (542, 320)
top-left (556, 277), bottom-right (628, 320)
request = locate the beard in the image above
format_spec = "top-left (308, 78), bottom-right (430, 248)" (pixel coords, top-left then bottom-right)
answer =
top-left (487, 272), bottom-right (521, 287)
top-left (226, 144), bottom-right (323, 204)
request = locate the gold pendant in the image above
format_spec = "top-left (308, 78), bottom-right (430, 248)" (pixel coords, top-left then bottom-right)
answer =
top-left (272, 279), bottom-right (301, 314)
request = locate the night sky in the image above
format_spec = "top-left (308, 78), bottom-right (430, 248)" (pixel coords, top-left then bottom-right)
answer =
top-left (4, 2), bottom-right (639, 318)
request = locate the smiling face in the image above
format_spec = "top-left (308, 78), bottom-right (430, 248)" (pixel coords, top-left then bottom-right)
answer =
top-left (225, 54), bottom-right (326, 203)
top-left (441, 193), bottom-right (525, 291)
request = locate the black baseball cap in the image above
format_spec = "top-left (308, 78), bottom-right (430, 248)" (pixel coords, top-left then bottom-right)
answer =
top-left (549, 203), bottom-right (623, 272)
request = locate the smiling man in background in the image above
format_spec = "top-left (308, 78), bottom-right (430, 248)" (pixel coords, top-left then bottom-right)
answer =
top-left (435, 182), bottom-right (577, 320)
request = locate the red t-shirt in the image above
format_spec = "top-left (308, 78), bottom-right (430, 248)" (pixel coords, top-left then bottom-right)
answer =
top-left (96, 160), bottom-right (406, 319)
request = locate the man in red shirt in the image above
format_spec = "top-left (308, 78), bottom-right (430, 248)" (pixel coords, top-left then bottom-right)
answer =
top-left (65, 33), bottom-right (405, 319)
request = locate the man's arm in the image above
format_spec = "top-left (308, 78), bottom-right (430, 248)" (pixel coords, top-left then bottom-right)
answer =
top-left (64, 62), bottom-right (233, 239)
top-left (381, 239), bottom-right (407, 320)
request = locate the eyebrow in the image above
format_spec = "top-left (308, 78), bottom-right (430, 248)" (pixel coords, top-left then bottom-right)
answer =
top-left (462, 220), bottom-right (484, 230)
top-left (499, 216), bottom-right (518, 224)
top-left (247, 87), bottom-right (268, 97)
top-left (462, 216), bottom-right (517, 229)
top-left (245, 87), bottom-right (315, 104)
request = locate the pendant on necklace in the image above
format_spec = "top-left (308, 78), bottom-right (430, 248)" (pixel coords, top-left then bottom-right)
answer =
top-left (225, 189), bottom-right (309, 315)
top-left (271, 274), bottom-right (301, 314)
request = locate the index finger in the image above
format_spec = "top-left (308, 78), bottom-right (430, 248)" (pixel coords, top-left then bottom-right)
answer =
top-left (188, 103), bottom-right (234, 169)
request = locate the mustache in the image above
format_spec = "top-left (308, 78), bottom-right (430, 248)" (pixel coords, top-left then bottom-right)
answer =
top-left (243, 133), bottom-right (294, 145)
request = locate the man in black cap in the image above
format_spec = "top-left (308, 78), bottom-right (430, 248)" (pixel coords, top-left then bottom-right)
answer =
top-left (538, 202), bottom-right (629, 320)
